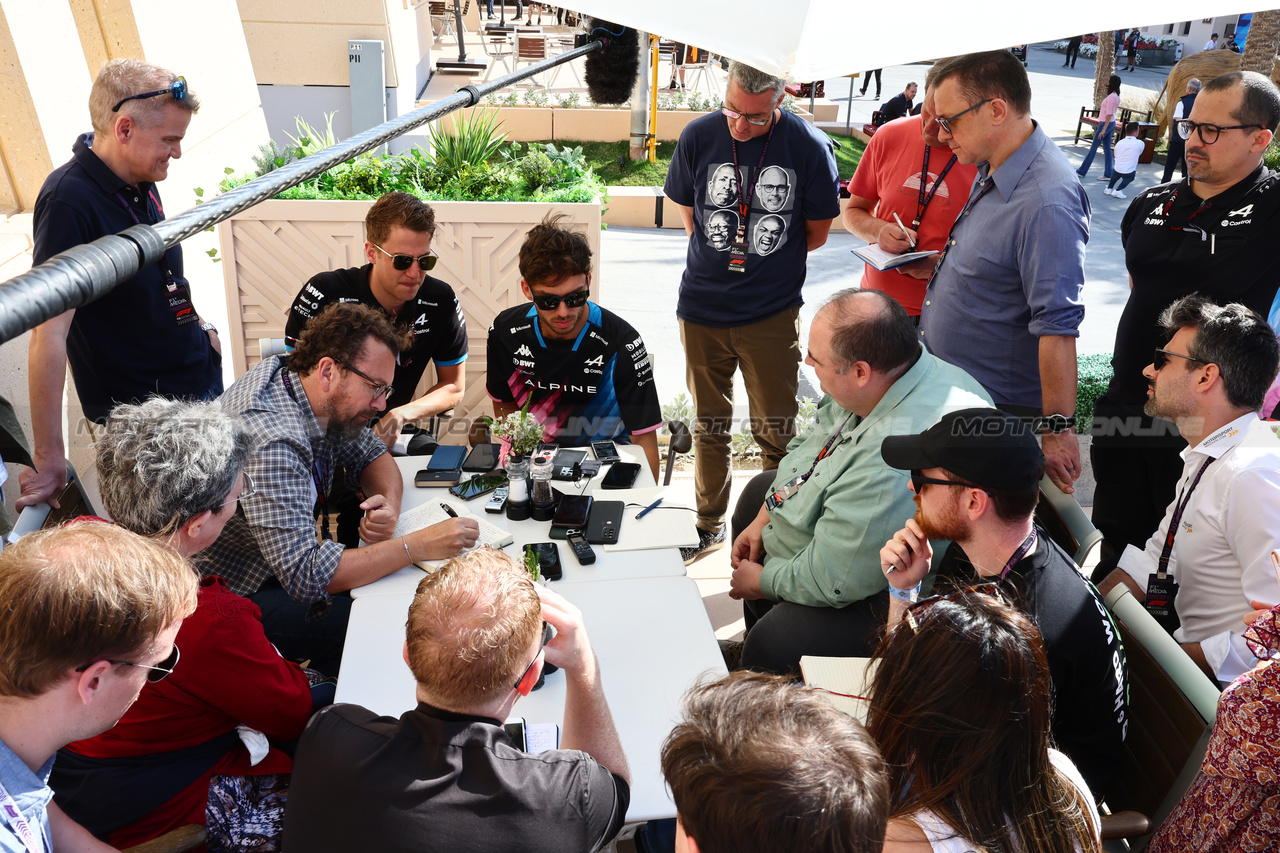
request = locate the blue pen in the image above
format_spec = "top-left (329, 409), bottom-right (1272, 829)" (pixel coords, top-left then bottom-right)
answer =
top-left (636, 497), bottom-right (664, 519)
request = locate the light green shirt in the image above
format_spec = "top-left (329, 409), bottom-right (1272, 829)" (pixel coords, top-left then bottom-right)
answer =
top-left (759, 347), bottom-right (991, 607)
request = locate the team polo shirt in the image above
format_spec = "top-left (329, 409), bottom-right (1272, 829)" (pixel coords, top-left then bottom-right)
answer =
top-left (32, 133), bottom-right (222, 421)
top-left (284, 264), bottom-right (468, 411)
top-left (1101, 165), bottom-right (1280, 417)
top-left (486, 302), bottom-right (661, 446)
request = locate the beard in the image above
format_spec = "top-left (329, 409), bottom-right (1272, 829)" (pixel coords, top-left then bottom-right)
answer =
top-left (322, 401), bottom-right (376, 444)
top-left (913, 493), bottom-right (969, 542)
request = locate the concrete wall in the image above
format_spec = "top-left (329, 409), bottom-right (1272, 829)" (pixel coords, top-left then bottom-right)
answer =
top-left (0, 0), bottom-right (270, 514)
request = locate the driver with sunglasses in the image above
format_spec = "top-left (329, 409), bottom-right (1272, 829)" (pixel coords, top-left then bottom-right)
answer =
top-left (878, 408), bottom-right (1128, 801)
top-left (486, 215), bottom-right (662, 478)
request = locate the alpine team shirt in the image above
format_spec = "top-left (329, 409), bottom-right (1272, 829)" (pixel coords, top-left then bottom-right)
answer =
top-left (486, 302), bottom-right (661, 445)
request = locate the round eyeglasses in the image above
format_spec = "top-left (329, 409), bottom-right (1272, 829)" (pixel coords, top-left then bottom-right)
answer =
top-left (1176, 119), bottom-right (1263, 144)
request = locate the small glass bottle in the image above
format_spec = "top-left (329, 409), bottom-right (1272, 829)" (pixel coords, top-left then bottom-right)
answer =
top-left (505, 454), bottom-right (531, 521)
top-left (530, 450), bottom-right (556, 521)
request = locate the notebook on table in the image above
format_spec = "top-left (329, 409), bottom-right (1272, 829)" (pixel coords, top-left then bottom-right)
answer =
top-left (799, 655), bottom-right (876, 723)
top-left (392, 500), bottom-right (514, 570)
top-left (598, 487), bottom-right (701, 552)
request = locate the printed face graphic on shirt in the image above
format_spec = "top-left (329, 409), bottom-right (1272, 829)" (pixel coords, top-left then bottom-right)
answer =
top-left (758, 165), bottom-right (792, 212)
top-left (707, 164), bottom-right (742, 207)
top-left (706, 209), bottom-right (738, 251)
top-left (753, 214), bottom-right (786, 255)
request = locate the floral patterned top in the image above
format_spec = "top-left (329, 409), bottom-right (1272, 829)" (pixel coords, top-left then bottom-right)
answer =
top-left (1147, 606), bottom-right (1280, 852)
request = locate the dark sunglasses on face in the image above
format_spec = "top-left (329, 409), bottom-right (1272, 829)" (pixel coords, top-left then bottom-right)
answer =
top-left (909, 469), bottom-right (989, 494)
top-left (936, 98), bottom-right (992, 134)
top-left (531, 290), bottom-right (590, 311)
top-left (1153, 348), bottom-right (1209, 370)
top-left (112, 76), bottom-right (188, 113)
top-left (375, 244), bottom-right (437, 271)
top-left (76, 644), bottom-right (181, 683)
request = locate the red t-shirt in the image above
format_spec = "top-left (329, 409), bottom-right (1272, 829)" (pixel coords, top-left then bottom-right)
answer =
top-left (847, 116), bottom-right (978, 314)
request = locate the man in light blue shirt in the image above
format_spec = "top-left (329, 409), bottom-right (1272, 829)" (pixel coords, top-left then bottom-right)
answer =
top-left (919, 51), bottom-right (1089, 497)
top-left (0, 523), bottom-right (196, 851)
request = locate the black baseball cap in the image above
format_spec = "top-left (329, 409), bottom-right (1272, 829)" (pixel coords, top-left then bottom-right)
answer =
top-left (879, 408), bottom-right (1045, 491)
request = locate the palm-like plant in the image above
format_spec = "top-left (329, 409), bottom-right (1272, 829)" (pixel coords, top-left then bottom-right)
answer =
top-left (429, 108), bottom-right (508, 173)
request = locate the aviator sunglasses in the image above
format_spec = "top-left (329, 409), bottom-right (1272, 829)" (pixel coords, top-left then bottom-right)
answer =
top-left (375, 244), bottom-right (438, 272)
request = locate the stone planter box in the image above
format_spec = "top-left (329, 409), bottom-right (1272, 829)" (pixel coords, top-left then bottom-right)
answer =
top-left (440, 105), bottom-right (554, 140)
top-left (217, 197), bottom-right (601, 438)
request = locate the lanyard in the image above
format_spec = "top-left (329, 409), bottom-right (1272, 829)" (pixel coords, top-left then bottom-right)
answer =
top-left (729, 117), bottom-right (779, 222)
top-left (998, 528), bottom-right (1038, 582)
top-left (0, 779), bottom-right (45, 853)
top-left (799, 411), bottom-right (856, 484)
top-left (281, 368), bottom-right (334, 541)
top-left (913, 146), bottom-right (959, 228)
top-left (928, 176), bottom-right (996, 280)
top-left (1157, 456), bottom-right (1216, 578)
top-left (114, 190), bottom-right (178, 291)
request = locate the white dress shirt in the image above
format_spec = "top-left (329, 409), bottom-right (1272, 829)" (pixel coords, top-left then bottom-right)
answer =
top-left (1119, 413), bottom-right (1280, 684)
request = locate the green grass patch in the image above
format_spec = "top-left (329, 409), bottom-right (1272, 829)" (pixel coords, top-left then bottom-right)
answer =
top-left (824, 131), bottom-right (866, 180)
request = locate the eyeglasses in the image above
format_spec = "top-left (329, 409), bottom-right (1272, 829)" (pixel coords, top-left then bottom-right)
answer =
top-left (904, 583), bottom-right (1006, 633)
top-left (514, 622), bottom-right (554, 690)
top-left (531, 289), bottom-right (590, 311)
top-left (374, 244), bottom-right (437, 272)
top-left (76, 644), bottom-right (180, 683)
top-left (336, 360), bottom-right (394, 401)
top-left (910, 469), bottom-right (989, 494)
top-left (112, 76), bottom-right (188, 113)
top-left (936, 98), bottom-right (992, 134)
top-left (1177, 119), bottom-right (1263, 144)
top-left (1153, 348), bottom-right (1209, 370)
top-left (721, 107), bottom-right (772, 127)
top-left (217, 471), bottom-right (257, 509)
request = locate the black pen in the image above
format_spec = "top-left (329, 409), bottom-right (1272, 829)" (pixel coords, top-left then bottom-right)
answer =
top-left (441, 503), bottom-right (458, 518)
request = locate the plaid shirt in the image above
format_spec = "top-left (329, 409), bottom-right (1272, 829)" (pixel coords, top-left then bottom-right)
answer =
top-left (198, 356), bottom-right (386, 619)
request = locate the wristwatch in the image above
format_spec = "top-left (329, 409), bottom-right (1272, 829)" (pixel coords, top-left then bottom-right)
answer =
top-left (199, 322), bottom-right (217, 333)
top-left (1038, 414), bottom-right (1076, 434)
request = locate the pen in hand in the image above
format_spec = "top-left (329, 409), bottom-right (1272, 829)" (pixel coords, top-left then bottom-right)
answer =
top-left (441, 503), bottom-right (458, 518)
top-left (892, 212), bottom-right (917, 250)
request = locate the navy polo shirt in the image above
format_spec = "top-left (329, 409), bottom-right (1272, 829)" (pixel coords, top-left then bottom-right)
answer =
top-left (32, 133), bottom-right (222, 421)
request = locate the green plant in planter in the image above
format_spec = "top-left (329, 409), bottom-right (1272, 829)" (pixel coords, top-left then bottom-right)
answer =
top-left (429, 108), bottom-right (508, 174)
top-left (1076, 353), bottom-right (1114, 435)
top-left (661, 394), bottom-right (695, 432)
top-left (554, 91), bottom-right (581, 109)
top-left (523, 88), bottom-right (549, 107)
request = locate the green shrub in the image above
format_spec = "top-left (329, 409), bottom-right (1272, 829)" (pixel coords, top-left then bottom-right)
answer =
top-left (1077, 353), bottom-right (1114, 434)
top-left (429, 108), bottom-right (508, 174)
top-left (1265, 141), bottom-right (1280, 172)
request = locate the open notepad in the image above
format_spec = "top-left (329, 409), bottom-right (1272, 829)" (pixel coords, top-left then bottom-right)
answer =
top-left (393, 500), bottom-right (514, 570)
top-left (599, 487), bottom-right (700, 552)
top-left (800, 656), bottom-right (876, 723)
top-left (850, 244), bottom-right (938, 271)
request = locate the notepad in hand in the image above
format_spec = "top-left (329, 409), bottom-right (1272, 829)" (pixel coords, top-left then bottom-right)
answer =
top-left (393, 500), bottom-right (514, 570)
top-left (800, 655), bottom-right (877, 723)
top-left (850, 244), bottom-right (939, 271)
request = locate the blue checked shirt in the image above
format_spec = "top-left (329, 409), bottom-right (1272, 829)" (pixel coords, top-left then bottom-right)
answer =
top-left (199, 356), bottom-right (387, 619)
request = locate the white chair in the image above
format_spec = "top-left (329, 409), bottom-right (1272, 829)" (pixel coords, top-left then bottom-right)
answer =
top-left (680, 48), bottom-right (721, 97)
top-left (1035, 474), bottom-right (1104, 568)
top-left (258, 337), bottom-right (288, 358)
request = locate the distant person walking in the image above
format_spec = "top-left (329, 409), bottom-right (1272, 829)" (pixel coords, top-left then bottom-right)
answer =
top-left (1064, 35), bottom-right (1083, 68)
top-left (1124, 29), bottom-right (1140, 71)
top-left (860, 68), bottom-right (882, 99)
top-left (1078, 75), bottom-right (1121, 180)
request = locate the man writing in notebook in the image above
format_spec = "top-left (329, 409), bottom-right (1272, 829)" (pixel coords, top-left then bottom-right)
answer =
top-left (203, 303), bottom-right (478, 676)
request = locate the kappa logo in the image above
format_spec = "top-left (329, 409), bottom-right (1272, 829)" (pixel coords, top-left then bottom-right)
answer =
top-left (584, 354), bottom-right (604, 367)
top-left (1228, 204), bottom-right (1253, 217)
top-left (515, 345), bottom-right (534, 357)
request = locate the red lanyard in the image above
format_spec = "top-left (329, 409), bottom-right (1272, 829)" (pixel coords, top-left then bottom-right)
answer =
top-left (913, 146), bottom-right (959, 228)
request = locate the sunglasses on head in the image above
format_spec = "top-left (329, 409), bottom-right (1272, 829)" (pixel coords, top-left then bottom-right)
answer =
top-left (531, 290), bottom-right (590, 311)
top-left (514, 622), bottom-right (554, 695)
top-left (1153, 348), bottom-right (1209, 370)
top-left (904, 583), bottom-right (1007, 633)
top-left (375, 244), bottom-right (437, 271)
top-left (112, 76), bottom-right (188, 113)
top-left (76, 643), bottom-right (181, 683)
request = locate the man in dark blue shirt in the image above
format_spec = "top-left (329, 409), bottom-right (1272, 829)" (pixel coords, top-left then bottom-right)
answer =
top-left (20, 59), bottom-right (222, 512)
top-left (664, 61), bottom-right (840, 562)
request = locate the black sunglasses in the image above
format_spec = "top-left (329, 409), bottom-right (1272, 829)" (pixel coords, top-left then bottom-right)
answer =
top-left (936, 98), bottom-right (992, 134)
top-left (375, 244), bottom-right (437, 271)
top-left (531, 289), bottom-right (590, 311)
top-left (514, 622), bottom-right (554, 690)
top-left (1153, 348), bottom-right (1209, 370)
top-left (77, 644), bottom-right (180, 683)
top-left (112, 76), bottom-right (188, 113)
top-left (910, 469), bottom-right (989, 494)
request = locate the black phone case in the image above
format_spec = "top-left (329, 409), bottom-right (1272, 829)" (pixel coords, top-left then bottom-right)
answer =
top-left (585, 500), bottom-right (625, 544)
top-left (551, 495), bottom-right (594, 529)
top-left (601, 462), bottom-right (641, 489)
top-left (526, 542), bottom-right (563, 581)
top-left (427, 445), bottom-right (467, 470)
top-left (462, 443), bottom-right (501, 472)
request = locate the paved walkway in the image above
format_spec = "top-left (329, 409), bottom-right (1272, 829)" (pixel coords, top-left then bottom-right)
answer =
top-left (598, 43), bottom-right (1181, 639)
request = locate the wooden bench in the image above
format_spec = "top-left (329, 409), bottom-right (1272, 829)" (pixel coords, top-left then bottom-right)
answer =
top-left (1074, 106), bottom-right (1154, 145)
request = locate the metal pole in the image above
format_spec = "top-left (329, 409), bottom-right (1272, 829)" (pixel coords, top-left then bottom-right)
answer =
top-left (0, 39), bottom-right (604, 345)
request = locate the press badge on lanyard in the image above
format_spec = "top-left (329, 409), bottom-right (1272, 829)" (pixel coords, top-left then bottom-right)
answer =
top-left (726, 120), bottom-right (777, 274)
top-left (116, 190), bottom-right (197, 326)
top-left (764, 412), bottom-right (854, 510)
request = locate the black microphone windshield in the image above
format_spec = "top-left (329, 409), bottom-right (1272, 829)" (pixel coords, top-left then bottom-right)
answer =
top-left (583, 19), bottom-right (641, 105)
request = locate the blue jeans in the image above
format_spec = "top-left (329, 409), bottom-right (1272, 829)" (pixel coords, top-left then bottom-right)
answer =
top-left (248, 584), bottom-right (353, 678)
top-left (1077, 121), bottom-right (1115, 178)
top-left (1107, 170), bottom-right (1136, 192)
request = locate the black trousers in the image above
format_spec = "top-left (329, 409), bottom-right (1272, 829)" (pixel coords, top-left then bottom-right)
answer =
top-left (1065, 42), bottom-right (1080, 66)
top-left (1089, 434), bottom-right (1184, 580)
top-left (1162, 132), bottom-right (1188, 183)
top-left (730, 471), bottom-right (889, 677)
top-left (859, 69), bottom-right (881, 96)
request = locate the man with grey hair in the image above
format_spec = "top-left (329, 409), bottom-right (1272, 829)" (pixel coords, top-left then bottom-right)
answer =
top-left (21, 58), bottom-right (222, 515)
top-left (665, 61), bottom-right (840, 563)
top-left (1162, 77), bottom-right (1201, 183)
top-left (725, 288), bottom-right (989, 674)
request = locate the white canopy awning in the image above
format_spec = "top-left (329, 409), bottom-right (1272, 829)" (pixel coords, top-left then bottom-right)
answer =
top-left (565, 3), bottom-right (1256, 81)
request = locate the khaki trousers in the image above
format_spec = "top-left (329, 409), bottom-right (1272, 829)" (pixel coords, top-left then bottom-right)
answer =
top-left (679, 306), bottom-right (801, 532)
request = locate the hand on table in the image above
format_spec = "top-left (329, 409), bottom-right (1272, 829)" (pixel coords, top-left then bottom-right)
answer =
top-left (879, 517), bottom-right (933, 590)
top-left (358, 494), bottom-right (398, 543)
top-left (729, 559), bottom-right (765, 600)
top-left (410, 517), bottom-right (479, 559)
top-left (537, 584), bottom-right (593, 673)
top-left (1042, 430), bottom-right (1081, 494)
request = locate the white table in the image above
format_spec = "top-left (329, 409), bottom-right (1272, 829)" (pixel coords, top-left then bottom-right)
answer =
top-left (335, 575), bottom-right (727, 821)
top-left (352, 447), bottom-right (687, 597)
